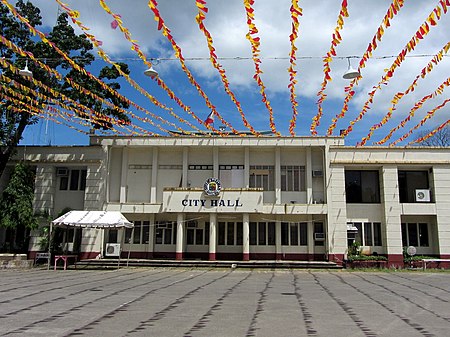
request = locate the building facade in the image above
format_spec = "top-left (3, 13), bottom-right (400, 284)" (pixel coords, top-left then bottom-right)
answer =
top-left (1, 135), bottom-right (449, 267)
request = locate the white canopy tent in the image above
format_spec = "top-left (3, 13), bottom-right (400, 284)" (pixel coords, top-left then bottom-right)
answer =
top-left (50, 211), bottom-right (133, 269)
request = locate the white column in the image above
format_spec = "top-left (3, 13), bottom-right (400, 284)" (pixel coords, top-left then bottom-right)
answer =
top-left (209, 213), bottom-right (217, 260)
top-left (176, 213), bottom-right (185, 260)
top-left (182, 147), bottom-right (188, 188)
top-left (275, 147), bottom-right (281, 203)
top-left (150, 147), bottom-right (158, 203)
top-left (243, 213), bottom-right (250, 261)
top-left (119, 147), bottom-right (128, 203)
top-left (306, 147), bottom-right (313, 204)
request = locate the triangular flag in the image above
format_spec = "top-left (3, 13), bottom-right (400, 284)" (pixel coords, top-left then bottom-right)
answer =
top-left (204, 111), bottom-right (214, 125)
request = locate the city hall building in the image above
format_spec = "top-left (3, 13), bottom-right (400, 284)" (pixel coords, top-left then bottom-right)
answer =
top-left (2, 134), bottom-right (450, 267)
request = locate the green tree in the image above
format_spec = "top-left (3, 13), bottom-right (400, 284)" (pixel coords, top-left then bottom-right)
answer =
top-left (0, 161), bottom-right (36, 251)
top-left (0, 0), bottom-right (130, 179)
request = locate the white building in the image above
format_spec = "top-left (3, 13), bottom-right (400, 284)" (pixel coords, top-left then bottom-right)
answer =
top-left (2, 134), bottom-right (449, 267)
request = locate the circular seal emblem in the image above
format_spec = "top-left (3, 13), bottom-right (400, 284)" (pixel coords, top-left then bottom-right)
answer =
top-left (204, 177), bottom-right (222, 196)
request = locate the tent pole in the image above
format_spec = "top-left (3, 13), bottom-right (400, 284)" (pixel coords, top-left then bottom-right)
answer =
top-left (47, 222), bottom-right (52, 271)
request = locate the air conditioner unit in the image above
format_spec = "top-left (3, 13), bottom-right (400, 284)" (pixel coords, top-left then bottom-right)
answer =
top-left (105, 243), bottom-right (121, 257)
top-left (56, 167), bottom-right (69, 176)
top-left (415, 189), bottom-right (431, 202)
top-left (312, 170), bottom-right (323, 177)
top-left (314, 233), bottom-right (325, 241)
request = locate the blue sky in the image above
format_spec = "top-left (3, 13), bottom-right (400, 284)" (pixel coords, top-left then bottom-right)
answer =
top-left (17, 0), bottom-right (450, 146)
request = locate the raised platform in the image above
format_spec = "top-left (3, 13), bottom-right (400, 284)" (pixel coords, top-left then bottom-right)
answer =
top-left (74, 258), bottom-right (341, 270)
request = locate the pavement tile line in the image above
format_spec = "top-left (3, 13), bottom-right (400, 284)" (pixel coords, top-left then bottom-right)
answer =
top-left (374, 274), bottom-right (450, 304)
top-left (0, 269), bottom-right (155, 305)
top-left (291, 270), bottom-right (318, 336)
top-left (330, 272), bottom-right (436, 337)
top-left (124, 270), bottom-right (236, 336)
top-left (66, 269), bottom-right (214, 336)
top-left (2, 269), bottom-right (189, 336)
top-left (245, 272), bottom-right (275, 337)
top-left (355, 273), bottom-right (450, 324)
top-left (183, 270), bottom-right (254, 336)
top-left (309, 271), bottom-right (378, 337)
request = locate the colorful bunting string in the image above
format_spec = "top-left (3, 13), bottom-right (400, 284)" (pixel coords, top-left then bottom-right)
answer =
top-left (287, 0), bottom-right (302, 136)
top-left (310, 0), bottom-right (349, 136)
top-left (243, 0), bottom-right (280, 136)
top-left (408, 118), bottom-right (450, 146)
top-left (195, 0), bottom-right (259, 136)
top-left (339, 0), bottom-right (448, 138)
top-left (327, 0), bottom-right (405, 136)
top-left (98, 0), bottom-right (205, 136)
top-left (359, 41), bottom-right (450, 146)
top-left (391, 97), bottom-right (450, 146)
top-left (377, 76), bottom-right (450, 145)
top-left (149, 0), bottom-right (239, 136)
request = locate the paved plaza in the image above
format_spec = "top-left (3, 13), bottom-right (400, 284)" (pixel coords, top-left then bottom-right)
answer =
top-left (1, 268), bottom-right (450, 336)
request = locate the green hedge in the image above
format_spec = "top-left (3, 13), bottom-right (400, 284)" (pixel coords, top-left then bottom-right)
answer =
top-left (347, 255), bottom-right (387, 262)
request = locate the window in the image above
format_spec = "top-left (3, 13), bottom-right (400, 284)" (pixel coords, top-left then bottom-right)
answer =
top-left (59, 169), bottom-right (87, 191)
top-left (314, 222), bottom-right (325, 246)
top-left (281, 166), bottom-right (306, 191)
top-left (349, 222), bottom-right (382, 246)
top-left (189, 165), bottom-right (213, 170)
top-left (401, 223), bottom-right (429, 247)
top-left (249, 222), bottom-right (275, 246)
top-left (281, 222), bottom-right (308, 246)
top-left (155, 222), bottom-right (176, 245)
top-left (250, 166), bottom-right (274, 190)
top-left (218, 222), bottom-right (242, 246)
top-left (345, 170), bottom-right (380, 203)
top-left (398, 170), bottom-right (430, 203)
top-left (124, 221), bottom-right (149, 244)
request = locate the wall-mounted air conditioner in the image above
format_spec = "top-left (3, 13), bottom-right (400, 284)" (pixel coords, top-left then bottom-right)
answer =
top-left (56, 167), bottom-right (69, 176)
top-left (312, 170), bottom-right (323, 177)
top-left (105, 243), bottom-right (121, 257)
top-left (314, 233), bottom-right (325, 241)
top-left (415, 189), bottom-right (431, 202)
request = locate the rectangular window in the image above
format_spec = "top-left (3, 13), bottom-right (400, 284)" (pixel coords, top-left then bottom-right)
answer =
top-left (196, 228), bottom-right (204, 245)
top-left (300, 222), bottom-right (308, 246)
top-left (350, 222), bottom-right (383, 246)
top-left (281, 166), bottom-right (306, 191)
top-left (345, 170), bottom-right (380, 203)
top-left (142, 221), bottom-right (150, 244)
top-left (268, 222), bottom-right (275, 245)
top-left (133, 221), bottom-right (142, 244)
top-left (402, 222), bottom-right (429, 247)
top-left (59, 169), bottom-right (87, 191)
top-left (236, 222), bottom-right (243, 245)
top-left (281, 222), bottom-right (289, 245)
top-left (314, 222), bottom-right (324, 246)
top-left (187, 228), bottom-right (195, 245)
top-left (108, 229), bottom-right (118, 243)
top-left (250, 222), bottom-right (257, 245)
top-left (218, 222), bottom-right (226, 245)
top-left (258, 222), bottom-right (266, 245)
top-left (250, 166), bottom-right (274, 190)
top-left (398, 170), bottom-right (430, 203)
top-left (205, 222), bottom-right (210, 245)
top-left (164, 226), bottom-right (172, 245)
top-left (227, 222), bottom-right (235, 245)
top-left (290, 224), bottom-right (299, 246)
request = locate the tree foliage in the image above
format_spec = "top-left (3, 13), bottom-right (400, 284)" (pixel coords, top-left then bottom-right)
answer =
top-left (0, 0), bottom-right (130, 179)
top-left (0, 161), bottom-right (37, 229)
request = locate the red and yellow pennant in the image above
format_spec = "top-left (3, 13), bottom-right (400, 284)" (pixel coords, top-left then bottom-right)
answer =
top-left (288, 0), bottom-right (302, 136)
top-left (310, 0), bottom-right (348, 136)
top-left (376, 76), bottom-right (450, 145)
top-left (243, 0), bottom-right (280, 136)
top-left (340, 0), bottom-right (448, 138)
top-left (359, 41), bottom-right (450, 146)
top-left (327, 0), bottom-right (405, 136)
top-left (98, 0), bottom-right (204, 136)
top-left (195, 0), bottom-right (259, 136)
top-left (408, 118), bottom-right (450, 146)
top-left (149, 0), bottom-right (239, 136)
top-left (391, 97), bottom-right (450, 146)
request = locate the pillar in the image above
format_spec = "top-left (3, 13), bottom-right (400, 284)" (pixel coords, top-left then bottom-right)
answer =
top-left (209, 213), bottom-right (217, 260)
top-left (243, 213), bottom-right (250, 261)
top-left (175, 213), bottom-right (185, 260)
